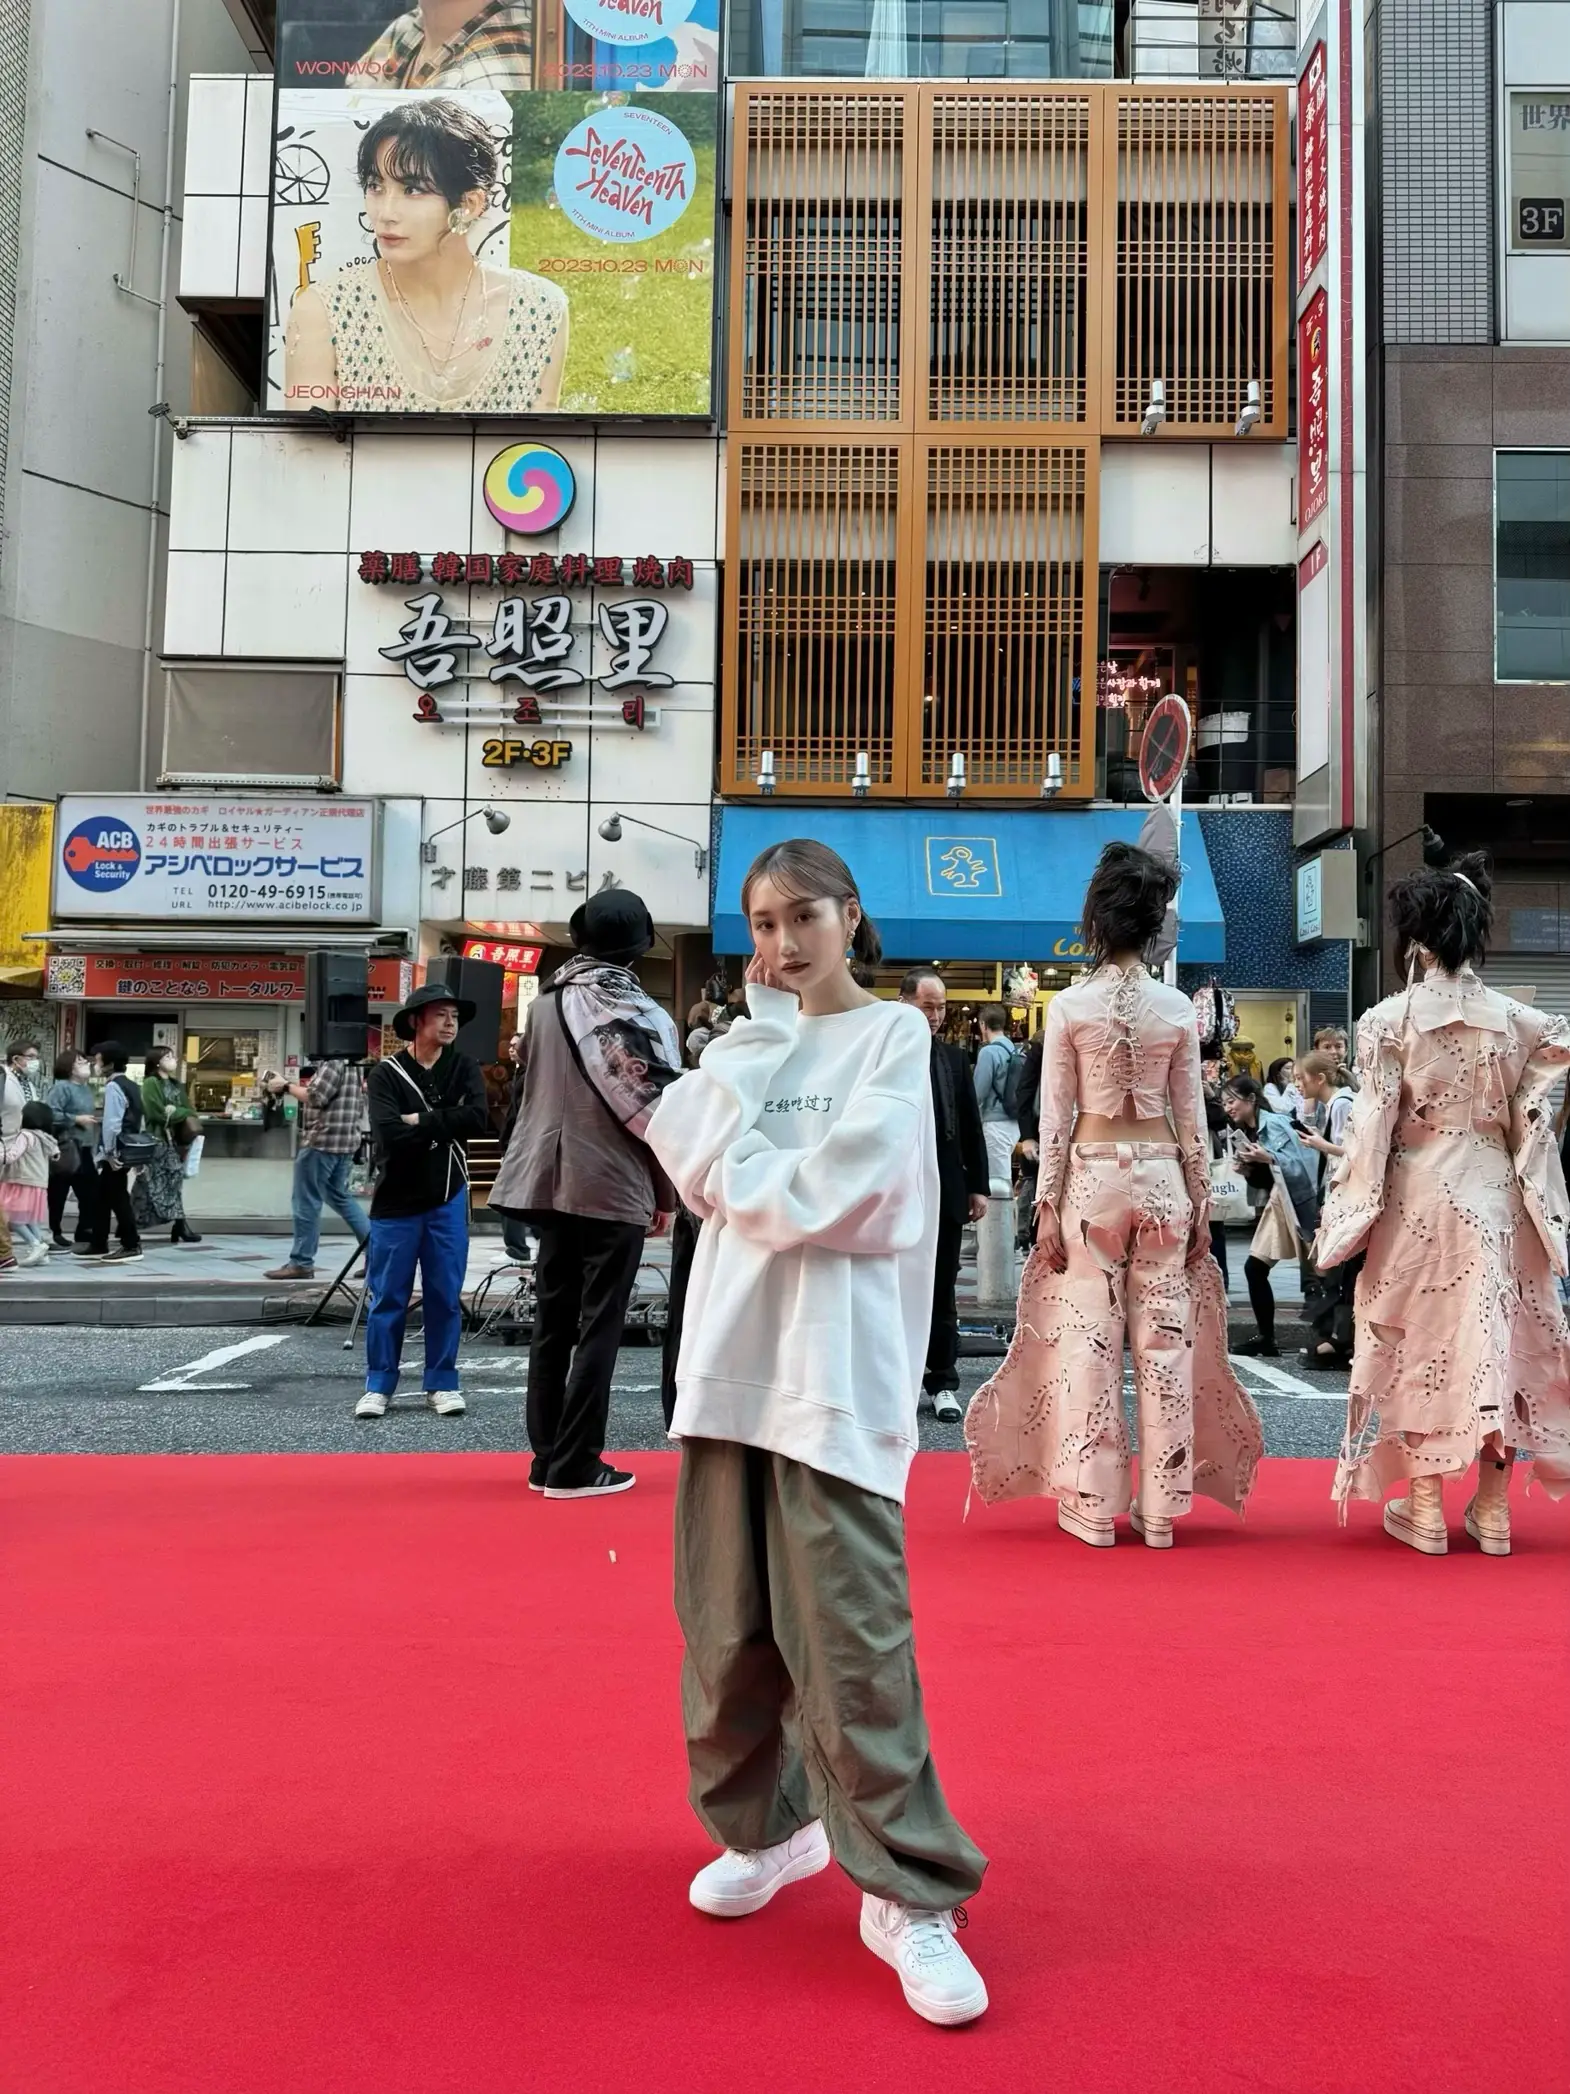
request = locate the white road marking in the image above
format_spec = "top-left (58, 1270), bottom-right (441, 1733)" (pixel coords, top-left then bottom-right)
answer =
top-left (1228, 1353), bottom-right (1343, 1400)
top-left (138, 1334), bottom-right (287, 1391)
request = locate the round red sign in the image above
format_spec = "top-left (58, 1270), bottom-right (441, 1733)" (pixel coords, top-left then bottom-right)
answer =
top-left (1139, 695), bottom-right (1192, 803)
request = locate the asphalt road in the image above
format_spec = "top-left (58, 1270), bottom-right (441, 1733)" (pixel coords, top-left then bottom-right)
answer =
top-left (0, 1324), bottom-right (1351, 1460)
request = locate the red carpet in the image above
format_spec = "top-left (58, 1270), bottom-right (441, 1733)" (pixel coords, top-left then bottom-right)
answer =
top-left (3, 1453), bottom-right (1566, 2094)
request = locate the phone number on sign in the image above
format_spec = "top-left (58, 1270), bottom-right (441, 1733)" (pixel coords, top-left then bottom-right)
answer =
top-left (205, 883), bottom-right (335, 902)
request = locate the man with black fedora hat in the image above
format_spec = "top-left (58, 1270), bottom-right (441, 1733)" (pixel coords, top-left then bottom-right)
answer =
top-left (357, 981), bottom-right (490, 1420)
top-left (492, 888), bottom-right (682, 1497)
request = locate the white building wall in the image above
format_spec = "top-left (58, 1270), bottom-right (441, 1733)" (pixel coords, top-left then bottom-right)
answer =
top-left (1098, 442), bottom-right (1299, 565)
top-left (0, 0), bottom-right (257, 806)
top-left (164, 425), bottom-right (722, 934)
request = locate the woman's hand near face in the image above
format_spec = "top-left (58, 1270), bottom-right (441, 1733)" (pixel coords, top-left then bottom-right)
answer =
top-left (745, 951), bottom-right (790, 995)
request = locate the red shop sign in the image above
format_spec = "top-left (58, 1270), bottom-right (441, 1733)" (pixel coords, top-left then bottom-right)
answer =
top-left (461, 939), bottom-right (543, 974)
top-left (1298, 288), bottom-right (1330, 531)
top-left (1298, 41), bottom-right (1329, 284)
top-left (46, 952), bottom-right (406, 1003)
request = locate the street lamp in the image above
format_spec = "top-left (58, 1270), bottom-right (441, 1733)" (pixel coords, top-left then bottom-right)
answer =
top-left (852, 751), bottom-right (871, 798)
top-left (1041, 752), bottom-right (1064, 799)
top-left (946, 752), bottom-right (966, 798)
top-left (598, 812), bottom-right (708, 875)
top-left (420, 805), bottom-right (510, 865)
top-left (756, 750), bottom-right (777, 795)
top-left (1140, 379), bottom-right (1167, 436)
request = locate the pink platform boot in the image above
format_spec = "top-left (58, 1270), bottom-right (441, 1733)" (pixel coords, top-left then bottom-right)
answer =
top-left (1383, 1474), bottom-right (1447, 1556)
top-left (1464, 1456), bottom-right (1512, 1557)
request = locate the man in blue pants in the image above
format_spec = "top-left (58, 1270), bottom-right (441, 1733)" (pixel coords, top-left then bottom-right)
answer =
top-left (357, 983), bottom-right (490, 1420)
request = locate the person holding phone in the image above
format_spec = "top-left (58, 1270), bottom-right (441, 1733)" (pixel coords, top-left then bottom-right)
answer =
top-left (1220, 1073), bottom-right (1319, 1359)
top-left (647, 839), bottom-right (989, 2029)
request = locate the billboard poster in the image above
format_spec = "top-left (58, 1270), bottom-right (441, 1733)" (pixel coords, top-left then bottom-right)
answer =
top-left (268, 1), bottom-right (719, 417)
top-left (51, 798), bottom-right (379, 923)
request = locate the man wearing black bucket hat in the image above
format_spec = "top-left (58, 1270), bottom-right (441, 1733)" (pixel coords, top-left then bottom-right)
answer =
top-left (491, 889), bottom-right (683, 1497)
top-left (357, 982), bottom-right (490, 1420)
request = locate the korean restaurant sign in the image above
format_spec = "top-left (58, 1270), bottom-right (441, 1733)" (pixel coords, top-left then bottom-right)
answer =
top-left (268, 0), bottom-right (719, 418)
top-left (45, 953), bottom-right (408, 1003)
top-left (51, 797), bottom-right (378, 923)
top-left (460, 939), bottom-right (542, 973)
top-left (359, 548), bottom-right (697, 727)
top-left (1297, 289), bottom-right (1330, 531)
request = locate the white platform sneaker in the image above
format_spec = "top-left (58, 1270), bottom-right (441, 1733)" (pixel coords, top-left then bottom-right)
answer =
top-left (860, 1895), bottom-right (988, 2027)
top-left (688, 1821), bottom-right (831, 1918)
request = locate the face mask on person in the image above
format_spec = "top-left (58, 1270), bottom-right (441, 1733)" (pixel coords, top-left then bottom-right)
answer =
top-left (22, 1056), bottom-right (39, 1077)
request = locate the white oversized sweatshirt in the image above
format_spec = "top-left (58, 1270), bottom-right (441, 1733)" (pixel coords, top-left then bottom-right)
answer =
top-left (646, 984), bottom-right (938, 1503)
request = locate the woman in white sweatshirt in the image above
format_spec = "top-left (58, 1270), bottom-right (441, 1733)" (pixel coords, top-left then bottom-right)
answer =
top-left (646, 839), bottom-right (988, 2029)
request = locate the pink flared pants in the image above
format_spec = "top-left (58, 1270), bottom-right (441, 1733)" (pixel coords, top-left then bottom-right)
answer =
top-left (967, 1142), bottom-right (1261, 1520)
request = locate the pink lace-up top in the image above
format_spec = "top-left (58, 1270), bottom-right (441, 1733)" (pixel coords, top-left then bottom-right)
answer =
top-left (1033, 962), bottom-right (1211, 1228)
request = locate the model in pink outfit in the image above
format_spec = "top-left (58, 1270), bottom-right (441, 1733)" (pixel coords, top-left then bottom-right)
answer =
top-left (966, 845), bottom-right (1263, 1547)
top-left (1315, 855), bottom-right (1570, 1555)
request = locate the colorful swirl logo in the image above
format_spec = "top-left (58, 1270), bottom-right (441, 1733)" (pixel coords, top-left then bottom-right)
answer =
top-left (483, 443), bottom-right (577, 536)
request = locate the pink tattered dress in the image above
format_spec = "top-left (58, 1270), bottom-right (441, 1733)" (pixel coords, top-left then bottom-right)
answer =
top-left (1316, 967), bottom-right (1570, 1506)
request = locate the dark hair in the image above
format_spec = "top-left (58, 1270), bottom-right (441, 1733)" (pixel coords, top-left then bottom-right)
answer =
top-left (848, 963), bottom-right (878, 990)
top-left (1266, 1056), bottom-right (1294, 1090)
top-left (54, 1049), bottom-right (79, 1080)
top-left (899, 966), bottom-right (943, 999)
top-left (980, 1003), bottom-right (1008, 1033)
top-left (21, 1099), bottom-right (53, 1131)
top-left (356, 97), bottom-right (498, 208)
top-left (95, 1040), bottom-right (130, 1073)
top-left (740, 839), bottom-right (883, 967)
top-left (1080, 842), bottom-right (1180, 964)
top-left (1223, 1072), bottom-right (1265, 1112)
top-left (1388, 852), bottom-right (1494, 976)
top-left (7, 1040), bottom-right (37, 1062)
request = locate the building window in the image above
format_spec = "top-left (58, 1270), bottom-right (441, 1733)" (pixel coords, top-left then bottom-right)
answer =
top-left (160, 665), bottom-right (344, 787)
top-left (1496, 451), bottom-right (1570, 682)
top-left (727, 0), bottom-right (1113, 80)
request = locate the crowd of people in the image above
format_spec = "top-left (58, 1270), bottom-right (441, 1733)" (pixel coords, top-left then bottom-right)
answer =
top-left (0, 1037), bottom-right (207, 1271)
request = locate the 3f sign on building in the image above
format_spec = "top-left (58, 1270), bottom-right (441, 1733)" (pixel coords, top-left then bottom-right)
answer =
top-left (266, 0), bottom-right (719, 416)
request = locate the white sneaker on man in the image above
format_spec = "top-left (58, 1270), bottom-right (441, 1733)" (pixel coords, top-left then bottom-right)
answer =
top-left (355, 1389), bottom-right (387, 1419)
top-left (688, 1821), bottom-right (831, 1917)
top-left (427, 1389), bottom-right (466, 1417)
top-left (932, 1390), bottom-right (964, 1425)
top-left (859, 1895), bottom-right (988, 2026)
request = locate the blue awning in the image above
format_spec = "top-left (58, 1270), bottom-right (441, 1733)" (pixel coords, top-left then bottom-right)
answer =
top-left (712, 806), bottom-right (1224, 963)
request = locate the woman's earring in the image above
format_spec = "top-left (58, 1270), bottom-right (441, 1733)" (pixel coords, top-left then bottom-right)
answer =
top-left (448, 208), bottom-right (471, 235)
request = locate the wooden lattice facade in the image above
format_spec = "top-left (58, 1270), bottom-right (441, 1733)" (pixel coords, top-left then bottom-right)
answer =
top-left (722, 81), bottom-right (1290, 801)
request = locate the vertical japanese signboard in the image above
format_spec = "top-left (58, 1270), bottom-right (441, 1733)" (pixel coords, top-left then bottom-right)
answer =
top-left (1298, 40), bottom-right (1329, 281)
top-left (1293, 2), bottom-right (1366, 850)
top-left (1298, 288), bottom-right (1329, 529)
top-left (267, 0), bottom-right (719, 416)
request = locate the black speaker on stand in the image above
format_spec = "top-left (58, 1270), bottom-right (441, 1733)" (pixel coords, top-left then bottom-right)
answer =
top-left (303, 952), bottom-right (370, 1061)
top-left (423, 955), bottom-right (506, 1062)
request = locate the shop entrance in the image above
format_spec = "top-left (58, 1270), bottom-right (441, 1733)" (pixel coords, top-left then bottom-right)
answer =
top-left (1098, 567), bottom-right (1295, 806)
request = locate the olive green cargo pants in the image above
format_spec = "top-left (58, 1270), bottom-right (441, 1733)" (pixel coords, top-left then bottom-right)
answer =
top-left (674, 1437), bottom-right (986, 1910)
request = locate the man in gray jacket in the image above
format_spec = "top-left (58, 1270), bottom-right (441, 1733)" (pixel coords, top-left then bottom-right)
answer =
top-left (491, 890), bottom-right (682, 1499)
